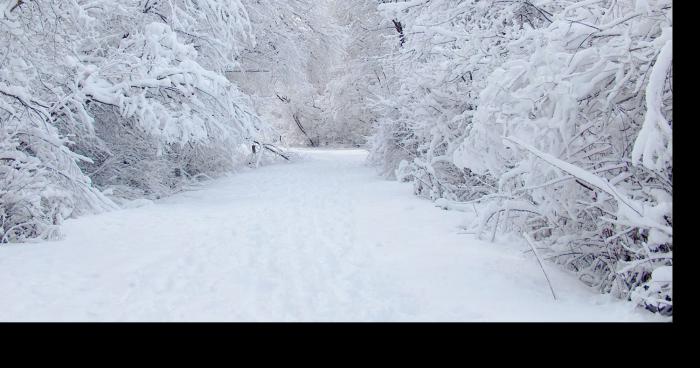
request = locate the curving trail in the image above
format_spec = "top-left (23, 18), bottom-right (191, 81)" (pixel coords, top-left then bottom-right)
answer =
top-left (0, 149), bottom-right (659, 321)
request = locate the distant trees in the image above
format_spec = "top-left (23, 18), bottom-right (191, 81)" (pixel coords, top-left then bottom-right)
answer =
top-left (230, 0), bottom-right (349, 147)
top-left (364, 0), bottom-right (673, 315)
top-left (227, 0), bottom-right (385, 147)
top-left (320, 0), bottom-right (391, 146)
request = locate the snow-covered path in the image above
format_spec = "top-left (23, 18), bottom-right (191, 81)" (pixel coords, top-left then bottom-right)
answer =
top-left (0, 149), bottom-right (660, 322)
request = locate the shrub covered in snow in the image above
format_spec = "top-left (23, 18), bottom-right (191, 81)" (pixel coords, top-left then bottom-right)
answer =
top-left (1, 0), bottom-right (279, 242)
top-left (365, 0), bottom-right (673, 315)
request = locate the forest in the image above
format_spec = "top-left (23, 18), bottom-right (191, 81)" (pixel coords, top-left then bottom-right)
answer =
top-left (1, 0), bottom-right (672, 320)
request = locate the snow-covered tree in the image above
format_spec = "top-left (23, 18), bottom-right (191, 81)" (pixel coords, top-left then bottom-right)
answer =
top-left (1, 0), bottom-right (269, 241)
top-left (365, 0), bottom-right (673, 315)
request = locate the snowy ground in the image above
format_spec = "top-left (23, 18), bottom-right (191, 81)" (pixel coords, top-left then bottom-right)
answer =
top-left (0, 149), bottom-right (666, 322)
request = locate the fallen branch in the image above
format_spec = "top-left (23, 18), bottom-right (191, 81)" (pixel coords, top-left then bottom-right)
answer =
top-left (253, 141), bottom-right (290, 161)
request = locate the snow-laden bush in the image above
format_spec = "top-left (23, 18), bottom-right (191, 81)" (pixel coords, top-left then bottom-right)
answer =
top-left (366, 0), bottom-right (672, 315)
top-left (455, 0), bottom-right (672, 314)
top-left (1, 1), bottom-right (117, 242)
top-left (58, 3), bottom-right (264, 199)
top-left (369, 0), bottom-right (521, 200)
top-left (1, 126), bottom-right (71, 243)
top-left (1, 0), bottom-right (270, 241)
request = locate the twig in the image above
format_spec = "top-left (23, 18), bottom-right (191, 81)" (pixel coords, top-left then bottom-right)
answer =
top-left (523, 233), bottom-right (558, 301)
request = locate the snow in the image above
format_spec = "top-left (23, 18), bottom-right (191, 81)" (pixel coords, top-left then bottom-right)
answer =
top-left (0, 149), bottom-right (666, 322)
top-left (632, 36), bottom-right (673, 171)
top-left (652, 266), bottom-right (672, 283)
